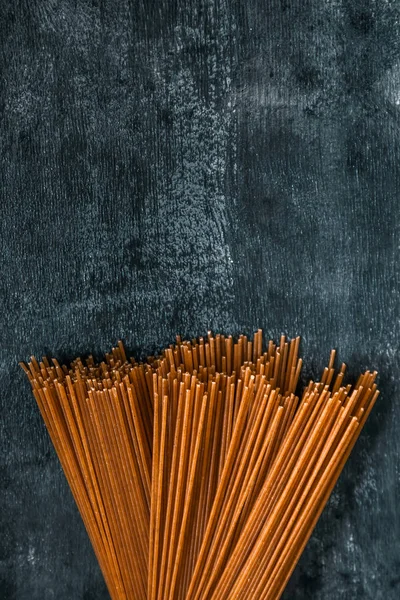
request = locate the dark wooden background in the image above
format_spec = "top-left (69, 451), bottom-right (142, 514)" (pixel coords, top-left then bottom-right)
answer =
top-left (1, 1), bottom-right (399, 598)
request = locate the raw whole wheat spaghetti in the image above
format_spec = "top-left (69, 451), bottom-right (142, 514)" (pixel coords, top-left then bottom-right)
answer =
top-left (20, 330), bottom-right (379, 600)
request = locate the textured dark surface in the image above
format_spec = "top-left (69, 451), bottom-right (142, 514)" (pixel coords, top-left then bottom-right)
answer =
top-left (1, 1), bottom-right (399, 598)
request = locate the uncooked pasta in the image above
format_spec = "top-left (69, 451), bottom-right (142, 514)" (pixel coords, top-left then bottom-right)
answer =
top-left (20, 330), bottom-right (379, 600)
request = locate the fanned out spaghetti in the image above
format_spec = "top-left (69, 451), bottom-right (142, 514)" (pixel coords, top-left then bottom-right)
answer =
top-left (20, 330), bottom-right (379, 600)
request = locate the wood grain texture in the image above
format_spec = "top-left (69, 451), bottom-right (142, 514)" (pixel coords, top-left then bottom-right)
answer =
top-left (0, 0), bottom-right (399, 598)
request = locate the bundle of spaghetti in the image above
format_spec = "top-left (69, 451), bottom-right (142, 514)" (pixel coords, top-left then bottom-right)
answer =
top-left (20, 330), bottom-right (379, 600)
top-left (20, 343), bottom-right (155, 600)
top-left (191, 365), bottom-right (379, 600)
top-left (148, 331), bottom-right (302, 600)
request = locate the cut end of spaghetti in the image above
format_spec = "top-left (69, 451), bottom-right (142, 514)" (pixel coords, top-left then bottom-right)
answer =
top-left (21, 330), bottom-right (379, 600)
